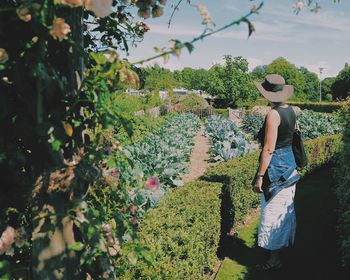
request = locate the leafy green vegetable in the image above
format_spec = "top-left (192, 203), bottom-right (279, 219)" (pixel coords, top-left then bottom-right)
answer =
top-left (205, 115), bottom-right (251, 162)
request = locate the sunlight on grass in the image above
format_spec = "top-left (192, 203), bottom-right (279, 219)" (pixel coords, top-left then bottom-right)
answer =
top-left (216, 217), bottom-right (260, 280)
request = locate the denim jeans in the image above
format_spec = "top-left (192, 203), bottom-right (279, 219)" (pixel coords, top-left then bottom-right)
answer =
top-left (263, 145), bottom-right (301, 201)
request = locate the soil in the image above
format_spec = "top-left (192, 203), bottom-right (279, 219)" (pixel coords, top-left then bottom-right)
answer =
top-left (182, 124), bottom-right (210, 183)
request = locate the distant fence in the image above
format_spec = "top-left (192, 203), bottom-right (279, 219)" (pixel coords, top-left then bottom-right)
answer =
top-left (228, 107), bottom-right (245, 126)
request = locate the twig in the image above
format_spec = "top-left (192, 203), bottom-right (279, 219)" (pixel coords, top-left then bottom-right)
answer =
top-left (132, 2), bottom-right (263, 65)
top-left (168, 0), bottom-right (185, 28)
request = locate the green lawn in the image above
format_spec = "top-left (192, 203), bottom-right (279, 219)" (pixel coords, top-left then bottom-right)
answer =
top-left (216, 166), bottom-right (346, 280)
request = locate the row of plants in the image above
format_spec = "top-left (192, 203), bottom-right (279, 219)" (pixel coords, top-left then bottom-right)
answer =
top-left (241, 109), bottom-right (342, 141)
top-left (335, 103), bottom-right (350, 271)
top-left (116, 134), bottom-right (342, 279)
top-left (205, 115), bottom-right (251, 163)
top-left (122, 113), bottom-right (201, 204)
top-left (123, 181), bottom-right (222, 279)
top-left (286, 101), bottom-right (346, 113)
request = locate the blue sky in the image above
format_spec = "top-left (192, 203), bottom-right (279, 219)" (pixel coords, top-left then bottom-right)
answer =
top-left (124, 0), bottom-right (350, 78)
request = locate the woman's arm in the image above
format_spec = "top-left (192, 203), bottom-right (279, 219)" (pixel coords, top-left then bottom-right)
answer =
top-left (254, 110), bottom-right (280, 192)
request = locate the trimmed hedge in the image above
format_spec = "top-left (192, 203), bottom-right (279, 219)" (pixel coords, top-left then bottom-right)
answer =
top-left (202, 134), bottom-right (342, 232)
top-left (127, 181), bottom-right (222, 280)
top-left (286, 101), bottom-right (345, 113)
top-left (213, 108), bottom-right (229, 118)
top-left (335, 103), bottom-right (350, 270)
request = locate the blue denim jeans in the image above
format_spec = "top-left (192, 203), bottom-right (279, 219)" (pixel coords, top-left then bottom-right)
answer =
top-left (263, 145), bottom-right (301, 201)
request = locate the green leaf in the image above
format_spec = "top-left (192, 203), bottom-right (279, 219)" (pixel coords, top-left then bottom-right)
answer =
top-left (51, 139), bottom-right (61, 151)
top-left (184, 43), bottom-right (194, 54)
top-left (69, 242), bottom-right (84, 251)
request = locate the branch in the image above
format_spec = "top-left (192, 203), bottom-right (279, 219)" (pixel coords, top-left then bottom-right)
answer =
top-left (132, 2), bottom-right (263, 65)
top-left (167, 0), bottom-right (185, 28)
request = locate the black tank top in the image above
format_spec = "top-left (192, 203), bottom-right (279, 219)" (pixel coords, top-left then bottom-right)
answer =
top-left (258, 105), bottom-right (296, 149)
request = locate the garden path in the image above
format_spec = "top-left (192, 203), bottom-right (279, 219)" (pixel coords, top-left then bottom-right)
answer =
top-left (182, 124), bottom-right (210, 183)
top-left (215, 166), bottom-right (346, 280)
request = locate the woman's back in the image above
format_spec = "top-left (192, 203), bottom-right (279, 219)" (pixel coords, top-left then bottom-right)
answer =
top-left (258, 105), bottom-right (296, 149)
top-left (274, 106), bottom-right (296, 149)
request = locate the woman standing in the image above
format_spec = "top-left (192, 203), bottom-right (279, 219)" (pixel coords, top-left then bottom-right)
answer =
top-left (253, 74), bottom-right (301, 271)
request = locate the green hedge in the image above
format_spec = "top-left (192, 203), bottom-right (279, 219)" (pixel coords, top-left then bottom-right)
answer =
top-left (213, 108), bottom-right (229, 118)
top-left (286, 101), bottom-right (345, 113)
top-left (126, 181), bottom-right (222, 280)
top-left (202, 134), bottom-right (341, 233)
top-left (335, 103), bottom-right (350, 270)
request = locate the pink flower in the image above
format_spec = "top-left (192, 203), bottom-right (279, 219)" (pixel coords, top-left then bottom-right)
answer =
top-left (0, 226), bottom-right (16, 255)
top-left (130, 216), bottom-right (138, 225)
top-left (146, 177), bottom-right (160, 191)
top-left (128, 205), bottom-right (137, 213)
top-left (85, 0), bottom-right (113, 18)
top-left (0, 48), bottom-right (9, 64)
top-left (50, 18), bottom-right (71, 42)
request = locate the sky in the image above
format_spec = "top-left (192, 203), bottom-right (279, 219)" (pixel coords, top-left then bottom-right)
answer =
top-left (123, 0), bottom-right (350, 78)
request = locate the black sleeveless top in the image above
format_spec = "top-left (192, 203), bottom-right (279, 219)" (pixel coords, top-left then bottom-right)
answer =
top-left (257, 105), bottom-right (296, 149)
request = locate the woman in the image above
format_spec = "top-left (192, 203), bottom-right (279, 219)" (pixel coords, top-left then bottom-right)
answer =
top-left (253, 74), bottom-right (301, 271)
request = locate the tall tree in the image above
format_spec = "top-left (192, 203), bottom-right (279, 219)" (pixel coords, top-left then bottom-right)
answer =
top-left (332, 66), bottom-right (350, 100)
top-left (299, 66), bottom-right (319, 101)
top-left (207, 55), bottom-right (257, 107)
top-left (266, 57), bottom-right (307, 100)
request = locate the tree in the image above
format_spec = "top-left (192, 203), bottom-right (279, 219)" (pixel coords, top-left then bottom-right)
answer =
top-left (321, 77), bottom-right (336, 101)
top-left (174, 67), bottom-right (210, 91)
top-left (143, 64), bottom-right (179, 92)
top-left (332, 66), bottom-right (350, 100)
top-left (266, 57), bottom-right (307, 101)
top-left (299, 66), bottom-right (319, 101)
top-left (250, 65), bottom-right (267, 81)
top-left (207, 55), bottom-right (258, 107)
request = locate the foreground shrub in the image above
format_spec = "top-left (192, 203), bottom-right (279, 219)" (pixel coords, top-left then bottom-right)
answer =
top-left (202, 134), bottom-right (341, 232)
top-left (125, 181), bottom-right (222, 280)
top-left (335, 103), bottom-right (350, 270)
top-left (205, 115), bottom-right (251, 162)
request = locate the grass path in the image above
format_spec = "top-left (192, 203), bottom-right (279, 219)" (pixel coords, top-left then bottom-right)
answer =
top-left (215, 166), bottom-right (346, 280)
top-left (182, 124), bottom-right (210, 183)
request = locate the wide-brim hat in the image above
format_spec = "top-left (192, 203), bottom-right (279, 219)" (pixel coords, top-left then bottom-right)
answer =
top-left (254, 74), bottom-right (294, 102)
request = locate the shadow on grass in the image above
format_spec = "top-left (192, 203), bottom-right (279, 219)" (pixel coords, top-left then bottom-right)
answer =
top-left (217, 166), bottom-right (348, 280)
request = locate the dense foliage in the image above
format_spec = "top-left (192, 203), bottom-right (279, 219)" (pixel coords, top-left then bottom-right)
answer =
top-left (175, 93), bottom-right (209, 110)
top-left (124, 113), bottom-right (201, 192)
top-left (335, 103), bottom-right (350, 270)
top-left (332, 65), bottom-right (350, 101)
top-left (207, 56), bottom-right (258, 107)
top-left (205, 115), bottom-right (251, 162)
top-left (286, 101), bottom-right (345, 113)
top-left (125, 181), bottom-right (222, 280)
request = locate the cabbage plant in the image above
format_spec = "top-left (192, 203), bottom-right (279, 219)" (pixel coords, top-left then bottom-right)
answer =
top-left (123, 113), bottom-right (201, 199)
top-left (205, 115), bottom-right (251, 162)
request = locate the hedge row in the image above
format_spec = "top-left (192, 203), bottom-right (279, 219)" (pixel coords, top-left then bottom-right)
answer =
top-left (125, 181), bottom-right (222, 280)
top-left (202, 134), bottom-right (342, 232)
top-left (286, 101), bottom-right (345, 113)
top-left (335, 104), bottom-right (350, 270)
top-left (213, 108), bottom-right (229, 118)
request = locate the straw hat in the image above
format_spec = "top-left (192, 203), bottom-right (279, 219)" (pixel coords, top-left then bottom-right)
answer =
top-left (255, 74), bottom-right (294, 102)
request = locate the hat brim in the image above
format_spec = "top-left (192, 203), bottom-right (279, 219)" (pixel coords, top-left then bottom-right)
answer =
top-left (254, 82), bottom-right (294, 102)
